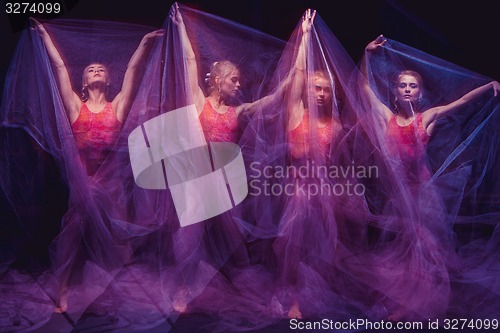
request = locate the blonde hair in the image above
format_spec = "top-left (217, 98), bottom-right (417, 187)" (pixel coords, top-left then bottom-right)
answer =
top-left (206, 60), bottom-right (238, 95)
top-left (81, 63), bottom-right (111, 102)
top-left (393, 70), bottom-right (424, 111)
top-left (311, 69), bottom-right (338, 111)
top-left (396, 70), bottom-right (423, 87)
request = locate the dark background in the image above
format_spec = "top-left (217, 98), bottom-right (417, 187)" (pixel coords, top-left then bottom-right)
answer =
top-left (0, 0), bottom-right (499, 264)
top-left (0, 1), bottom-right (498, 324)
top-left (1, 0), bottom-right (499, 94)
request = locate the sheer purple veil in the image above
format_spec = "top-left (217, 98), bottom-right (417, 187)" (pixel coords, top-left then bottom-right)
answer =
top-left (2, 2), bottom-right (497, 331)
top-left (231, 9), bottom-right (383, 325)
top-left (354, 36), bottom-right (500, 320)
top-left (0, 17), bottom-right (167, 328)
top-left (124, 2), bottom-right (286, 326)
top-left (0, 2), bottom-right (287, 331)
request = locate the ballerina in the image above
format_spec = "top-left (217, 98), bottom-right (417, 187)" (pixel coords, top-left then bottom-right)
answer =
top-left (31, 18), bottom-right (164, 313)
top-left (356, 34), bottom-right (499, 321)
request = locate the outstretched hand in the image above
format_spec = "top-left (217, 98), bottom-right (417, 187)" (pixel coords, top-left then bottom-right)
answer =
top-left (29, 17), bottom-right (48, 36)
top-left (142, 29), bottom-right (165, 44)
top-left (145, 30), bottom-right (165, 38)
top-left (491, 81), bottom-right (500, 97)
top-left (301, 8), bottom-right (316, 34)
top-left (365, 34), bottom-right (386, 52)
top-left (170, 2), bottom-right (184, 26)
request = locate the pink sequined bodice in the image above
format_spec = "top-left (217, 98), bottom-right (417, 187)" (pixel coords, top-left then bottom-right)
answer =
top-left (71, 102), bottom-right (121, 175)
top-left (289, 112), bottom-right (333, 160)
top-left (199, 100), bottom-right (239, 143)
top-left (386, 113), bottom-right (431, 183)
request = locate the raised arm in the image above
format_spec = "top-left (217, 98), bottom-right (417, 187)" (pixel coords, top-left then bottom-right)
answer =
top-left (235, 9), bottom-right (315, 126)
top-left (170, 3), bottom-right (206, 115)
top-left (31, 18), bottom-right (81, 123)
top-left (360, 35), bottom-right (393, 125)
top-left (285, 9), bottom-right (314, 131)
top-left (113, 29), bottom-right (165, 122)
top-left (423, 80), bottom-right (500, 135)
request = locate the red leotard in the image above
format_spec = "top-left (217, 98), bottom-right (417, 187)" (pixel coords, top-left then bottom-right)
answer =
top-left (199, 99), bottom-right (239, 143)
top-left (289, 112), bottom-right (333, 160)
top-left (386, 113), bottom-right (431, 183)
top-left (71, 102), bottom-right (121, 175)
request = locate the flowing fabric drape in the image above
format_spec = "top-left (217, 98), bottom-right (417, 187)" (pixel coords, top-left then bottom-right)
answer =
top-left (351, 37), bottom-right (500, 321)
top-left (0, 4), bottom-right (285, 331)
top-left (1, 3), bottom-right (498, 332)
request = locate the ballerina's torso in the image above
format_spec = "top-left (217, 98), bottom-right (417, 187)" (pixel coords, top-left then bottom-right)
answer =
top-left (71, 102), bottom-right (122, 175)
top-left (199, 99), bottom-right (240, 143)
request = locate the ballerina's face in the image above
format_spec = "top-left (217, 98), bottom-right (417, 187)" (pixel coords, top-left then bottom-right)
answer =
top-left (83, 63), bottom-right (110, 87)
top-left (219, 68), bottom-right (241, 98)
top-left (309, 76), bottom-right (332, 107)
top-left (396, 74), bottom-right (422, 104)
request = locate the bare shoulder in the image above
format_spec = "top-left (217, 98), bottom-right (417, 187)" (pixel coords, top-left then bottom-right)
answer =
top-left (234, 102), bottom-right (253, 116)
top-left (68, 99), bottom-right (83, 124)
